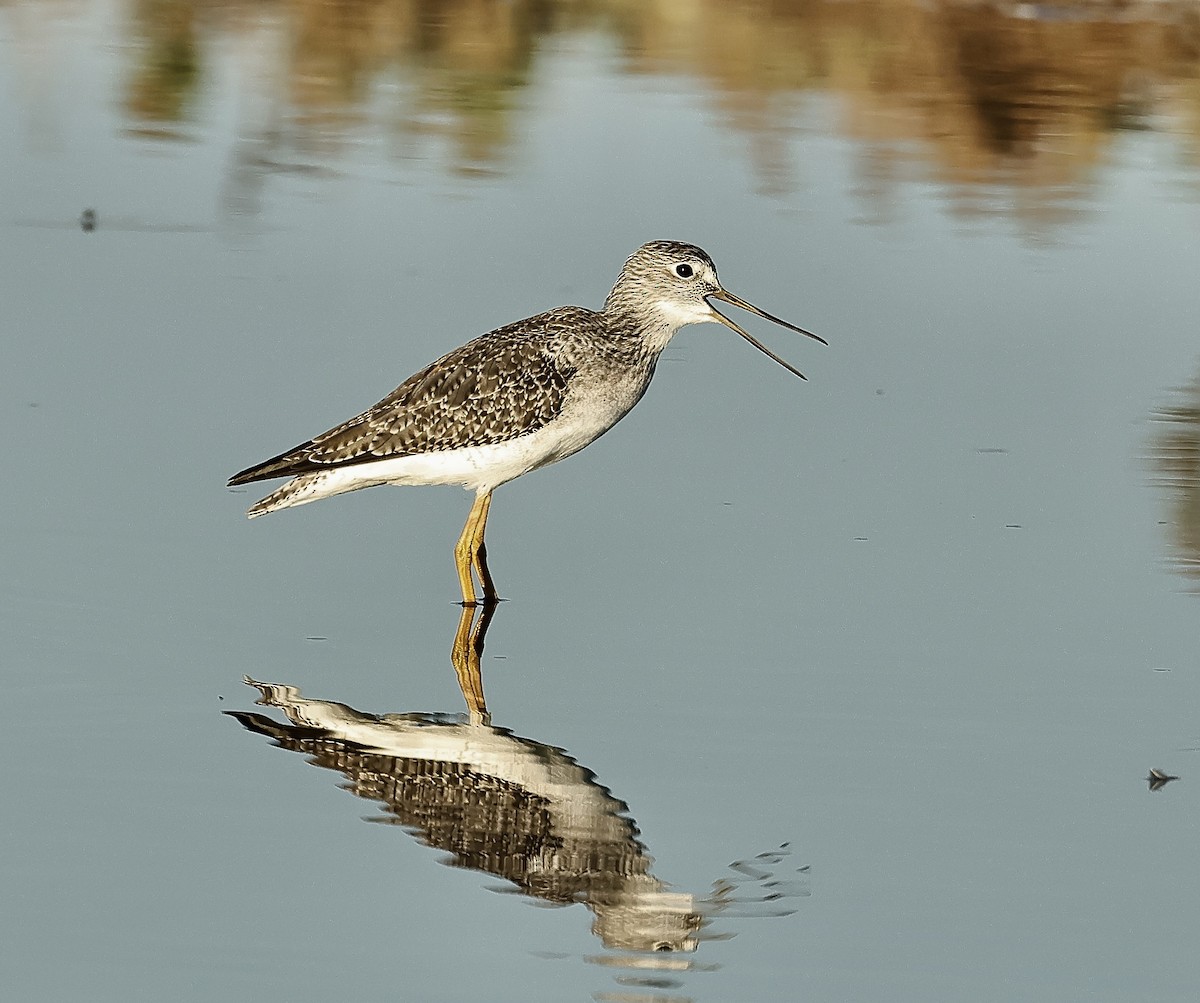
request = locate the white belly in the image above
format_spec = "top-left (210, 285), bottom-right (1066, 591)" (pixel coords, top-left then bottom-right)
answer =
top-left (326, 415), bottom-right (602, 495)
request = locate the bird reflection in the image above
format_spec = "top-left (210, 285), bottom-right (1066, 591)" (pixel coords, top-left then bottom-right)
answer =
top-left (450, 599), bottom-right (492, 723)
top-left (226, 604), bottom-right (806, 993)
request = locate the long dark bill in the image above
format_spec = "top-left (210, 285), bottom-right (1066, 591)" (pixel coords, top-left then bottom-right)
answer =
top-left (708, 288), bottom-right (827, 381)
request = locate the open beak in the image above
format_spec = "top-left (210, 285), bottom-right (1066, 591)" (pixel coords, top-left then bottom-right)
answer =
top-left (707, 288), bottom-right (827, 380)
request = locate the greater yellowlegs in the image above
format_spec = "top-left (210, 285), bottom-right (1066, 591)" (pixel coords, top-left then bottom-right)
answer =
top-left (228, 240), bottom-right (825, 604)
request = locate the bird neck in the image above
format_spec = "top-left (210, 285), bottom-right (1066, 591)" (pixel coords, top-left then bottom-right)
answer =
top-left (602, 291), bottom-right (683, 361)
top-left (607, 311), bottom-right (679, 360)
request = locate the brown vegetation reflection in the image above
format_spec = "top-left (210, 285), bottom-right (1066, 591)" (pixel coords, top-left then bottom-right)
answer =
top-left (226, 607), bottom-right (807, 996)
top-left (13, 0), bottom-right (1200, 213)
top-left (125, 0), bottom-right (200, 135)
top-left (1151, 369), bottom-right (1200, 587)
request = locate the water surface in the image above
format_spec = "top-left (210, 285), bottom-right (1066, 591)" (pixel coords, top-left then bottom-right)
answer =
top-left (4, 2), bottom-right (1200, 1000)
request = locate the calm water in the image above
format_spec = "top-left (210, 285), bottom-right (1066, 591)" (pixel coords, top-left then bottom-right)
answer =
top-left (4, 1), bottom-right (1200, 1000)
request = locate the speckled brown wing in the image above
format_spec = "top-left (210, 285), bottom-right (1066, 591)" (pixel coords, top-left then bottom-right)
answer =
top-left (228, 310), bottom-right (583, 486)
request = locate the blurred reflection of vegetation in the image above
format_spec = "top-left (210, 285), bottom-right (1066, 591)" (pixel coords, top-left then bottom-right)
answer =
top-left (125, 0), bottom-right (200, 130)
top-left (1152, 372), bottom-right (1200, 585)
top-left (281, 0), bottom-right (569, 167)
top-left (32, 1), bottom-right (1200, 195)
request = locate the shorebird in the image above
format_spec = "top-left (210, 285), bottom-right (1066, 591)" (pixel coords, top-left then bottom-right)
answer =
top-left (228, 240), bottom-right (825, 604)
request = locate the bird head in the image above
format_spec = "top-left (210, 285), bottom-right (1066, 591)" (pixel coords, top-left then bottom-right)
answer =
top-left (605, 240), bottom-right (826, 377)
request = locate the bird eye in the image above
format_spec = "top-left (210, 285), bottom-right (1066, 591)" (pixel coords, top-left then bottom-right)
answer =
top-left (674, 263), bottom-right (694, 279)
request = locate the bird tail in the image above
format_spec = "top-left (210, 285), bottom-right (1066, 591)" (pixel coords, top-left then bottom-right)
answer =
top-left (242, 468), bottom-right (383, 518)
top-left (245, 473), bottom-right (329, 518)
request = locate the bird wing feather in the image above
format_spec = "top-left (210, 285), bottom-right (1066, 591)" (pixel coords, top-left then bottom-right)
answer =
top-left (228, 312), bottom-right (584, 486)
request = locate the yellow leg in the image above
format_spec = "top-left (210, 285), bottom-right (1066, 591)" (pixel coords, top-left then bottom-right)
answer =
top-left (470, 493), bottom-right (497, 602)
top-left (453, 491), bottom-right (497, 605)
top-left (453, 495), bottom-right (484, 604)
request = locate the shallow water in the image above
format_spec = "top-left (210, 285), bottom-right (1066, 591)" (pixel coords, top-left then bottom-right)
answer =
top-left (4, 1), bottom-right (1200, 1000)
